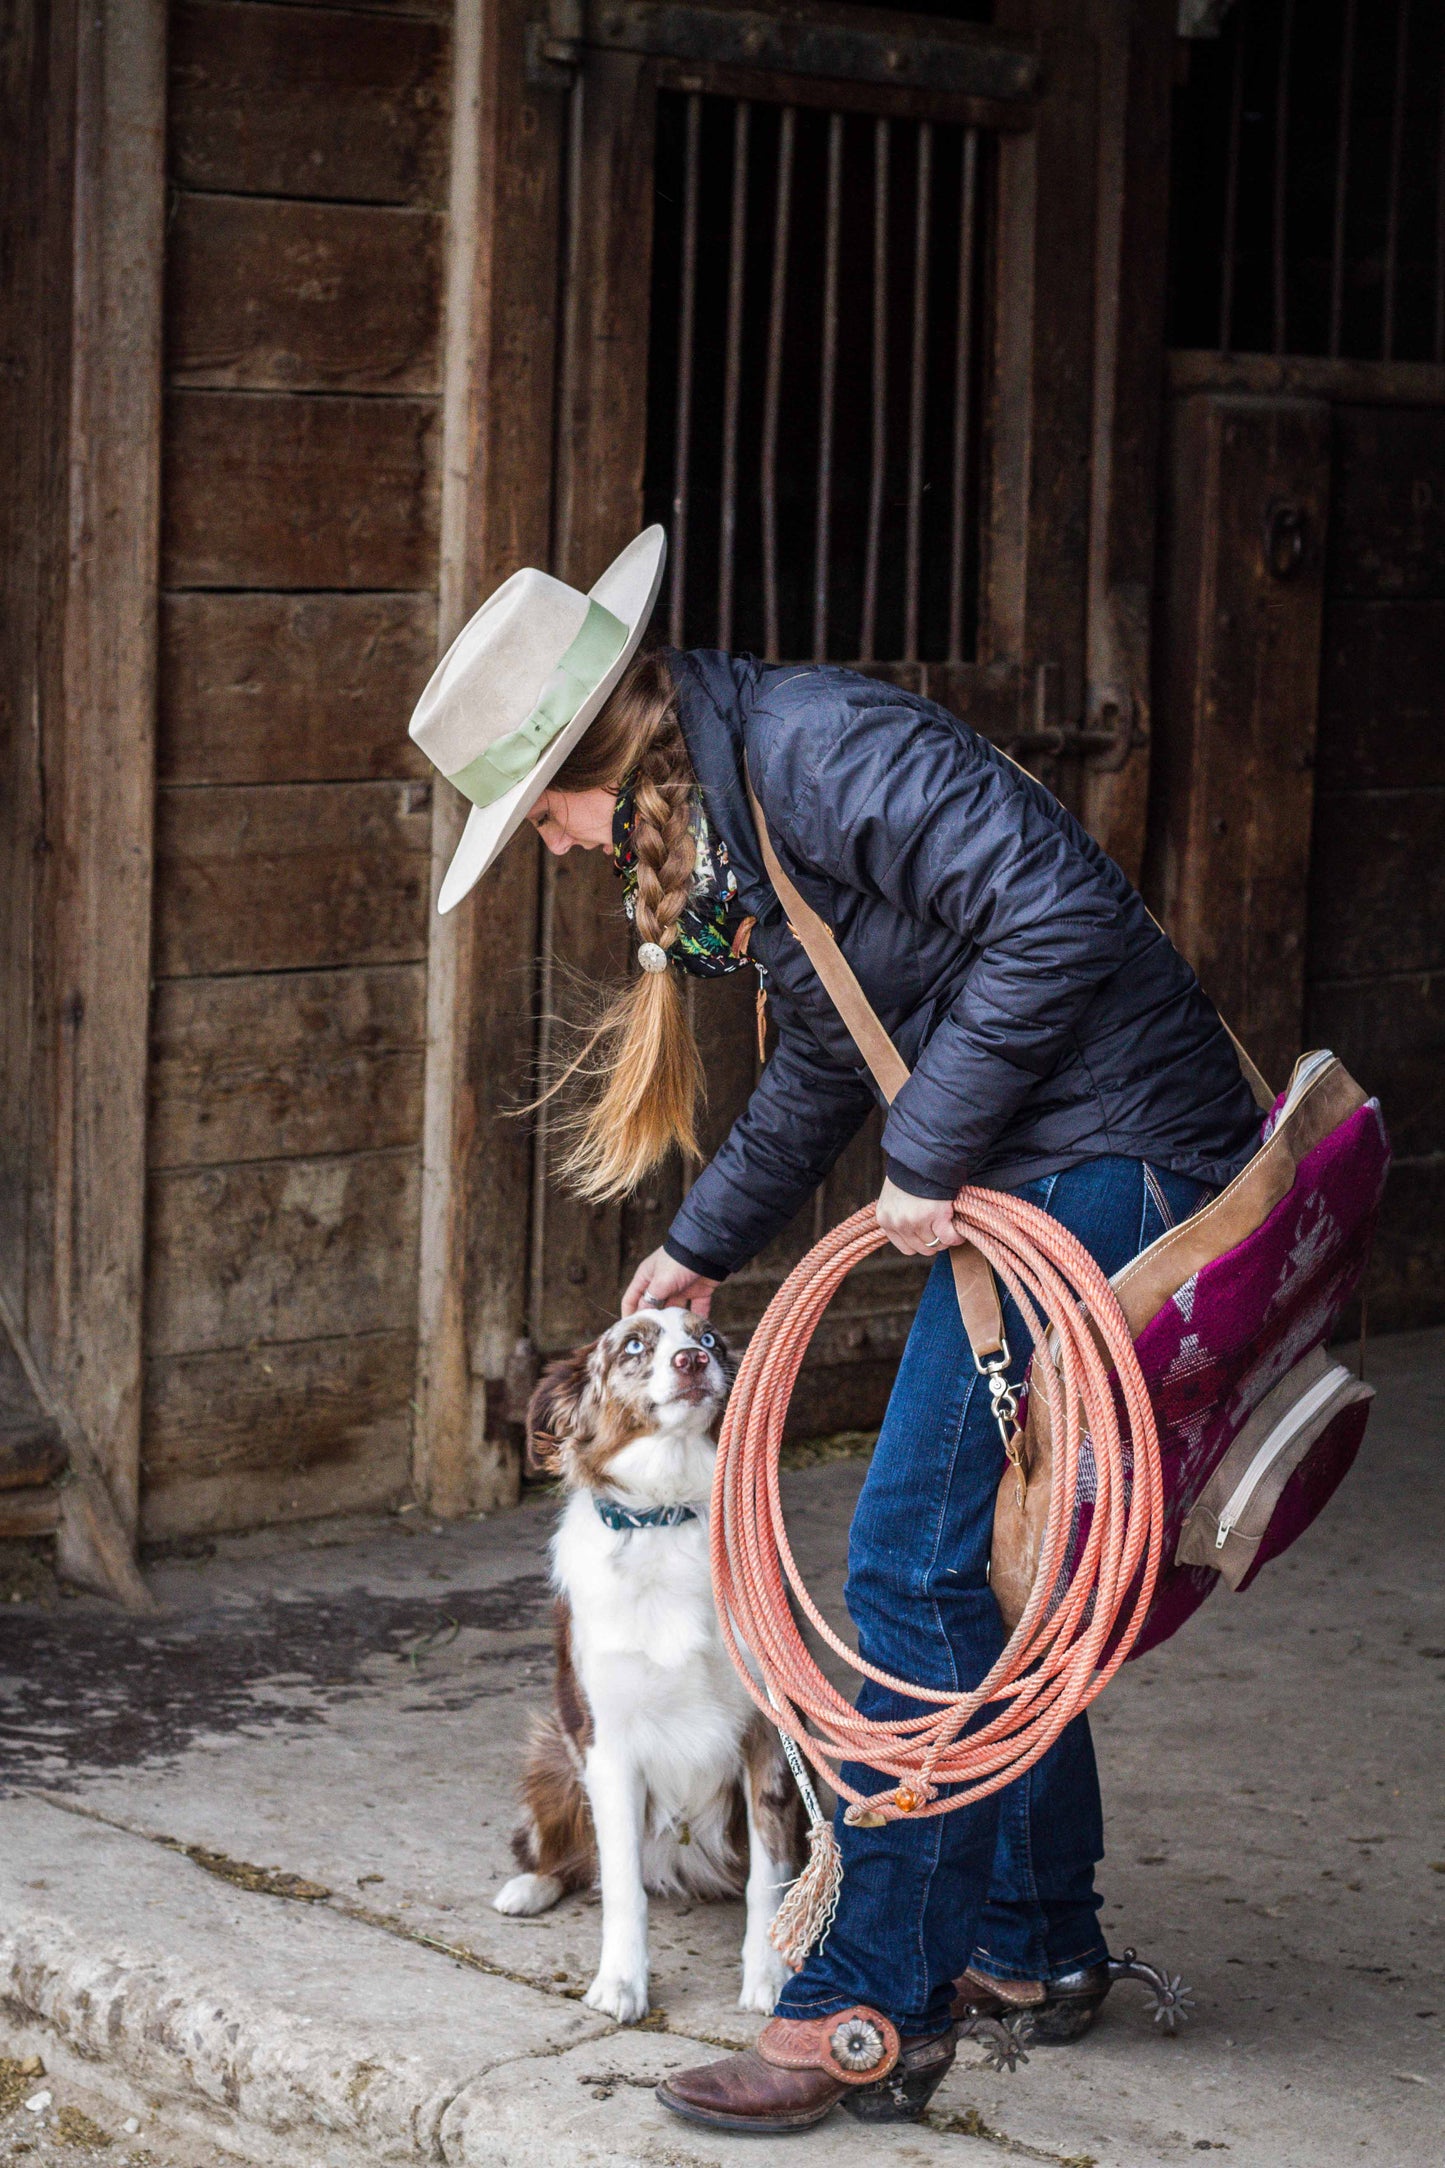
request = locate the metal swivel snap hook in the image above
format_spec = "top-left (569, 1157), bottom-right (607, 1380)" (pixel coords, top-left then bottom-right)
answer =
top-left (977, 1342), bottom-right (1027, 1501)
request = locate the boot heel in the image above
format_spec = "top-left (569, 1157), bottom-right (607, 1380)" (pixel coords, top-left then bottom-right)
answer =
top-left (839, 2029), bottom-right (956, 2124)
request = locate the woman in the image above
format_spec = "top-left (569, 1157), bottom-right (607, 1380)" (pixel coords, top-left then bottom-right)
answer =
top-left (410, 529), bottom-right (1260, 2134)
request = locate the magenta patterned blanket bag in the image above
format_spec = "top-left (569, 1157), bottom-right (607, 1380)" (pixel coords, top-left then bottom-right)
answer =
top-left (1042, 1055), bottom-right (1390, 1660)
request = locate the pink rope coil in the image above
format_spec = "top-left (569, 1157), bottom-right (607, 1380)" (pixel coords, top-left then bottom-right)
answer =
top-left (710, 1189), bottom-right (1162, 1827)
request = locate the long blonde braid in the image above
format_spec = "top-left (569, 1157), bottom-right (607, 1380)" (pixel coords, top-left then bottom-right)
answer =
top-left (536, 650), bottom-right (706, 1200)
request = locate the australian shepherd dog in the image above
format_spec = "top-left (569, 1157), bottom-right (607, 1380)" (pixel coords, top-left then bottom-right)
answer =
top-left (493, 1306), bottom-right (805, 2024)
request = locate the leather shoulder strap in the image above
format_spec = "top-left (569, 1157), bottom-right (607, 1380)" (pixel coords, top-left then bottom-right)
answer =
top-left (744, 775), bottom-right (1004, 1362)
top-left (745, 777), bottom-right (910, 1104)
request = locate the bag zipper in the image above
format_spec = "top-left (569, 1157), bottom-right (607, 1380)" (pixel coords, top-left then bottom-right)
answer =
top-left (1213, 1364), bottom-right (1351, 1547)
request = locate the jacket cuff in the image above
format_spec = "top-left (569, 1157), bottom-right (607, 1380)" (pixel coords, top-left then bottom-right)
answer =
top-left (662, 1234), bottom-right (732, 1283)
top-left (884, 1154), bottom-right (958, 1202)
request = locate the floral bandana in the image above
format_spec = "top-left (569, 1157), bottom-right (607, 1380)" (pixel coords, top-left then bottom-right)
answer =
top-left (611, 783), bottom-right (749, 978)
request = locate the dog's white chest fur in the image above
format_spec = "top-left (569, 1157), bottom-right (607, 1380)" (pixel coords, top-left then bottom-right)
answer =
top-left (557, 1487), bottom-right (753, 1800)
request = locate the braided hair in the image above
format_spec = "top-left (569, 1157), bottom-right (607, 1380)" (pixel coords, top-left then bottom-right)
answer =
top-left (538, 649), bottom-right (705, 1199)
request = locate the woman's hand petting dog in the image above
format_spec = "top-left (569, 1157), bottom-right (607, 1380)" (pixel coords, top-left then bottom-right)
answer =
top-left (875, 1177), bottom-right (963, 1256)
top-left (622, 1244), bottom-right (719, 1318)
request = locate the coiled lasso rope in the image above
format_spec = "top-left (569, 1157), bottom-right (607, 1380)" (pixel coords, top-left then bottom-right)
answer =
top-left (709, 1188), bottom-right (1161, 1965)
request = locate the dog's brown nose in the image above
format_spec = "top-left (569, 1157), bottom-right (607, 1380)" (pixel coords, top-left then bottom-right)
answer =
top-left (673, 1346), bottom-right (709, 1377)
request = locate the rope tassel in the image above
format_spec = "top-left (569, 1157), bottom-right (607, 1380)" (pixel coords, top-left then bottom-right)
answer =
top-left (767, 1711), bottom-right (843, 1968)
top-left (769, 1817), bottom-right (842, 1971)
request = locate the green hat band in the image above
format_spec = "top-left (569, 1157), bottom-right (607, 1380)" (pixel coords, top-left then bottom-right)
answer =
top-left (446, 598), bottom-right (628, 812)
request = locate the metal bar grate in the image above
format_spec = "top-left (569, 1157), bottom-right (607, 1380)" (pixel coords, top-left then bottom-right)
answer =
top-left (948, 128), bottom-right (979, 665)
top-left (668, 94), bottom-right (701, 648)
top-left (718, 99), bottom-right (750, 650)
top-left (761, 105), bottom-right (794, 662)
top-left (1176, 0), bottom-right (1445, 366)
top-left (1327, 0), bottom-right (1356, 359)
top-left (647, 92), bottom-right (994, 669)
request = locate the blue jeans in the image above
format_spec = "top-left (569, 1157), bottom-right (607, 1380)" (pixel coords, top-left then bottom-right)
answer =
top-left (775, 1155), bottom-right (1208, 2037)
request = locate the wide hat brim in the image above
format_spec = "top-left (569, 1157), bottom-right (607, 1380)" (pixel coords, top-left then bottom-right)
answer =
top-left (434, 527), bottom-right (667, 914)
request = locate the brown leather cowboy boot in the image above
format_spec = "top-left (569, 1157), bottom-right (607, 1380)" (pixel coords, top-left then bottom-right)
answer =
top-left (656, 2008), bottom-right (957, 2134)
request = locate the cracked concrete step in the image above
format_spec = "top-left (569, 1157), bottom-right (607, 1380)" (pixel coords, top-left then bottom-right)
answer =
top-left (0, 1795), bottom-right (608, 2166)
top-left (0, 1796), bottom-right (1006, 2167)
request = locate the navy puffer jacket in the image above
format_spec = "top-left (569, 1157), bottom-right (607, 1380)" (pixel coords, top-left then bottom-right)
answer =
top-left (662, 651), bottom-right (1259, 1282)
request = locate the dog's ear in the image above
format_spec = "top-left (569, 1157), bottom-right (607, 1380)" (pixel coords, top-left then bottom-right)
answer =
top-left (526, 1345), bottom-right (595, 1475)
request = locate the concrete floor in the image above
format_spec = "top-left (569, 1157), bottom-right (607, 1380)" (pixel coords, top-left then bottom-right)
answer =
top-left (0, 1329), bottom-right (1441, 2168)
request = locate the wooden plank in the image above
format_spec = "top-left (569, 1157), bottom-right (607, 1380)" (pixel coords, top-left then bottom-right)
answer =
top-left (0, 1424), bottom-right (66, 1492)
top-left (0, 0), bottom-right (57, 1324)
top-left (1306, 793), bottom-right (1445, 984)
top-left (987, 10), bottom-right (1099, 816)
top-left (0, 1489), bottom-right (61, 1540)
top-left (1304, 970), bottom-right (1445, 1161)
top-left (533, 47), bottom-right (657, 1353)
top-left (159, 593), bottom-right (433, 785)
top-left (149, 964), bottom-right (426, 1169)
top-left (154, 780), bottom-right (431, 979)
top-left (162, 390), bottom-right (441, 591)
top-left (1079, 0), bottom-right (1175, 881)
top-left (280, 0), bottom-right (451, 14)
top-left (169, 0), bottom-right (450, 207)
top-left (0, 1284), bottom-right (155, 1613)
top-left (1169, 350), bottom-right (1445, 408)
top-left (167, 194), bottom-right (444, 395)
top-left (1328, 406), bottom-right (1445, 601)
top-left (1316, 602), bottom-right (1445, 795)
top-left (21, 0), bottom-right (167, 1602)
top-left (648, 56), bottom-right (1029, 129)
top-left (1354, 1156), bottom-right (1445, 1336)
top-left (141, 1331), bottom-right (413, 1539)
top-left (1146, 394), bottom-right (1332, 1091)
top-left (146, 1148), bottom-right (420, 1357)
top-left (594, 3), bottom-right (1037, 104)
top-left (266, 0), bottom-right (451, 15)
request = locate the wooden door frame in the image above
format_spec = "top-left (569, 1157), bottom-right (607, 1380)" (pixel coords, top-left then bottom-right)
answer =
top-left (0, 0), bottom-right (166, 1606)
top-left (414, 0), bottom-right (567, 1515)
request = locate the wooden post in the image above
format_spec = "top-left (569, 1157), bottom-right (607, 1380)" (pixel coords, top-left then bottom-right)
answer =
top-left (531, 48), bottom-right (656, 1358)
top-left (1079, 0), bottom-right (1176, 880)
top-left (414, 0), bottom-right (565, 1515)
top-left (989, 2), bottom-right (1099, 808)
top-left (0, 1), bottom-right (166, 1607)
top-left (1147, 394), bottom-right (1332, 1090)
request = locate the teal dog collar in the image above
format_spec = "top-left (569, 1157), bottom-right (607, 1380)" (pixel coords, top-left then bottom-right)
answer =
top-left (593, 1498), bottom-right (698, 1533)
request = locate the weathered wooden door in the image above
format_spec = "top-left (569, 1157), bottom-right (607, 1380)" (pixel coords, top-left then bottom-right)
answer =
top-left (519, 0), bottom-right (1118, 1426)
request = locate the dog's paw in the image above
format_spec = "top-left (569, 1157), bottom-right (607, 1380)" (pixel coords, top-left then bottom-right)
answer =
top-left (584, 1970), bottom-right (650, 2025)
top-left (493, 1872), bottom-right (565, 1917)
top-left (738, 1942), bottom-right (790, 2015)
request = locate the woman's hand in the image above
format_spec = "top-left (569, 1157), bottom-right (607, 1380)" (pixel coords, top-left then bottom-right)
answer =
top-left (876, 1176), bottom-right (963, 1257)
top-left (622, 1245), bottom-right (720, 1318)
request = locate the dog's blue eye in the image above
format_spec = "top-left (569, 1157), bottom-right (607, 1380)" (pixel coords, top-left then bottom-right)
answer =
top-left (623, 1337), bottom-right (646, 1357)
top-left (699, 1332), bottom-right (716, 1350)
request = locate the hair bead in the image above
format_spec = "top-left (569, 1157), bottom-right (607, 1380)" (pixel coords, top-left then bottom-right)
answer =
top-left (636, 941), bottom-right (669, 974)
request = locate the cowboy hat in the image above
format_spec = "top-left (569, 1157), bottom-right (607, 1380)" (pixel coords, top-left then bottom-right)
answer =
top-left (409, 525), bottom-right (667, 912)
